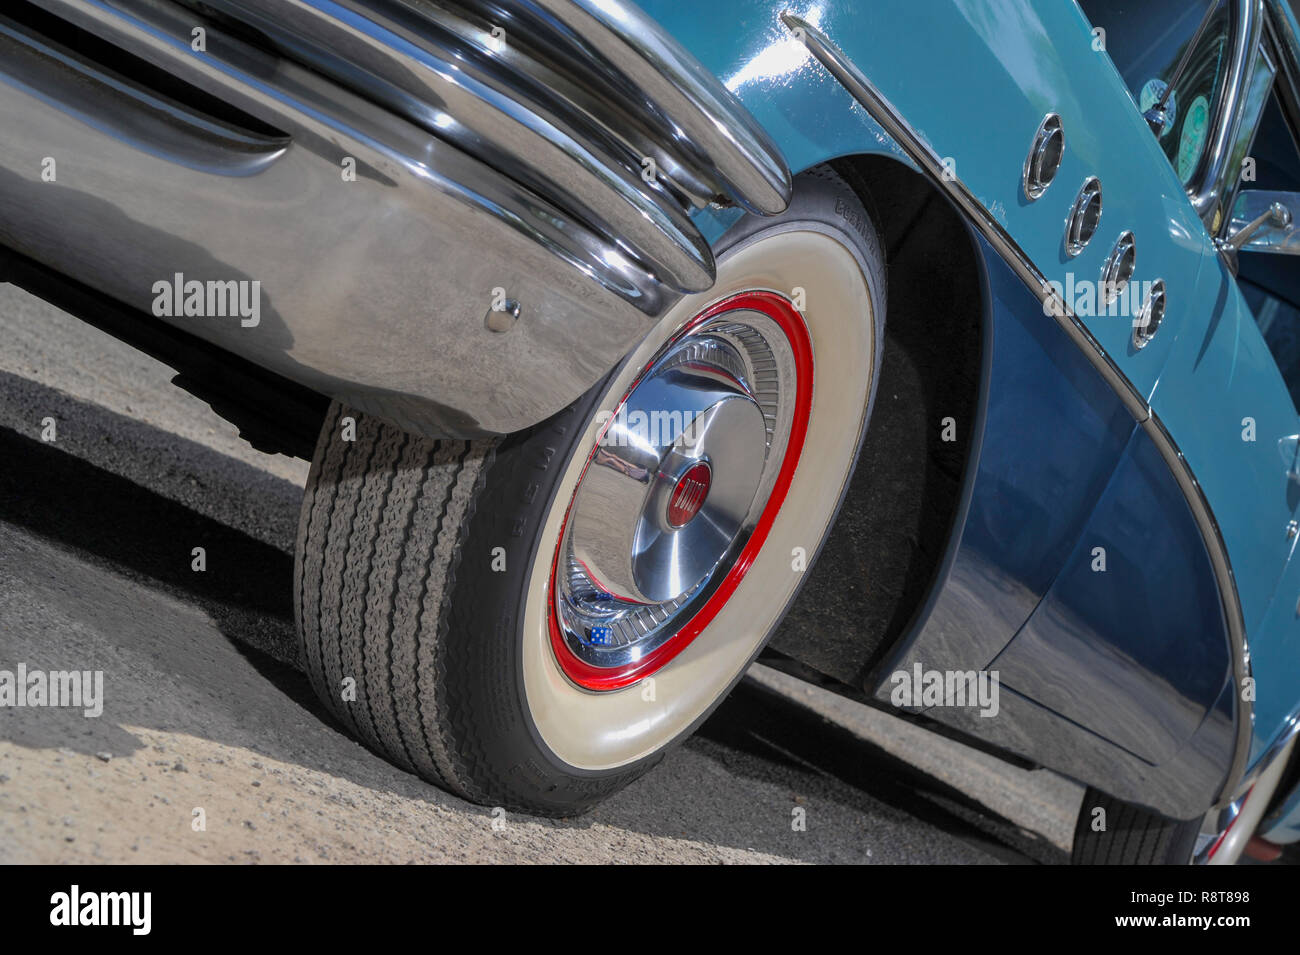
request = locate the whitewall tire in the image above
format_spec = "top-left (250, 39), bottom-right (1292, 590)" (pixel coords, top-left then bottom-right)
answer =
top-left (294, 165), bottom-right (887, 814)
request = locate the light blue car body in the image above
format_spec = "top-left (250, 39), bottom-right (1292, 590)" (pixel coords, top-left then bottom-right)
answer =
top-left (642, 0), bottom-right (1300, 833)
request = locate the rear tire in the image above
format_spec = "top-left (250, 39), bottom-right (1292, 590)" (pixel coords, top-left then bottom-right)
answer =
top-left (1071, 787), bottom-right (1200, 864)
top-left (294, 166), bottom-right (887, 815)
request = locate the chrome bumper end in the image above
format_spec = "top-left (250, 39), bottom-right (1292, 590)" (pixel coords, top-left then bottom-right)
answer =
top-left (0, 0), bottom-right (789, 434)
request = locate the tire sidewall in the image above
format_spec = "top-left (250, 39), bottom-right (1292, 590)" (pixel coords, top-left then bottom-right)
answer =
top-left (443, 166), bottom-right (888, 814)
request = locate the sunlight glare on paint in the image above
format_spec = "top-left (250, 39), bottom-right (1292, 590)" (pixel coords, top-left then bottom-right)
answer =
top-left (724, 5), bottom-right (825, 91)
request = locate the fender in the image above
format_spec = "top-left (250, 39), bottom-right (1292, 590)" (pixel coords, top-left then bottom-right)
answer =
top-left (644, 0), bottom-right (1300, 815)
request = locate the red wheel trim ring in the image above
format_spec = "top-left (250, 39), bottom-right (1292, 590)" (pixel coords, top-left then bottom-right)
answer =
top-left (547, 291), bottom-right (815, 691)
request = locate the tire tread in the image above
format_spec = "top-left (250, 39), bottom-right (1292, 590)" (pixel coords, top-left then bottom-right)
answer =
top-left (295, 408), bottom-right (497, 797)
top-left (1072, 786), bottom-right (1200, 865)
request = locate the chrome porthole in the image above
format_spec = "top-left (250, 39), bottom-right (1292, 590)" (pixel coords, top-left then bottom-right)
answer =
top-left (1100, 231), bottom-right (1137, 305)
top-left (1133, 279), bottom-right (1166, 349)
top-left (1023, 113), bottom-right (1065, 200)
top-left (1065, 176), bottom-right (1103, 256)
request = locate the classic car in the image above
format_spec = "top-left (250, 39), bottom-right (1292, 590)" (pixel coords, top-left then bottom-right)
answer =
top-left (4, 0), bottom-right (1300, 865)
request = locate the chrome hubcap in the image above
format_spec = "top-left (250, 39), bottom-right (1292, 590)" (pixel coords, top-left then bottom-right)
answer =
top-left (568, 334), bottom-right (767, 606)
top-left (553, 301), bottom-right (804, 683)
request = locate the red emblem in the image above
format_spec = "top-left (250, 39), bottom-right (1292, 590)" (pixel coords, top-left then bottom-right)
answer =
top-left (667, 462), bottom-right (712, 527)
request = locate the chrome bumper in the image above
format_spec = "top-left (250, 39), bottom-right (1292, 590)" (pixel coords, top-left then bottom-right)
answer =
top-left (0, 0), bottom-right (789, 435)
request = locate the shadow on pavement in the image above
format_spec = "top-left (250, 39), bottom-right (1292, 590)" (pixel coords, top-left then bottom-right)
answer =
top-left (0, 376), bottom-right (1052, 862)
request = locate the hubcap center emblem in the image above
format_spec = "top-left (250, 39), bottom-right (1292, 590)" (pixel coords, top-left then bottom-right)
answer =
top-left (667, 462), bottom-right (712, 528)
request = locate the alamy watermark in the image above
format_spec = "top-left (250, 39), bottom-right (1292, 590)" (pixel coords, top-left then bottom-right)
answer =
top-left (0, 664), bottom-right (103, 717)
top-left (50, 886), bottom-right (150, 935)
top-left (151, 272), bottom-right (261, 327)
top-left (889, 663), bottom-right (1000, 717)
top-left (594, 407), bottom-right (702, 449)
top-left (1043, 274), bottom-right (1157, 322)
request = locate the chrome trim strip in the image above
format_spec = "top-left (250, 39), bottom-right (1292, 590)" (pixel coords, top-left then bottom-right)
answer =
top-left (783, 10), bottom-right (1254, 804)
top-left (528, 0), bottom-right (793, 216)
top-left (1190, 0), bottom-right (1265, 234)
top-left (171, 0), bottom-right (715, 293)
top-left (1258, 705), bottom-right (1300, 829)
top-left (1140, 415), bottom-right (1253, 801)
top-left (1265, 0), bottom-right (1300, 122)
top-left (1254, 704), bottom-right (1300, 789)
top-left (1205, 733), bottom-right (1296, 862)
top-left (170, 0), bottom-right (794, 286)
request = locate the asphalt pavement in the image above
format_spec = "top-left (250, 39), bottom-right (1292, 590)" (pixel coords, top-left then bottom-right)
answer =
top-left (0, 283), bottom-right (1082, 864)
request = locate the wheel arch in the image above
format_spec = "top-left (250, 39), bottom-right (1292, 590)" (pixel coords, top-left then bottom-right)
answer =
top-left (756, 152), bottom-right (990, 690)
